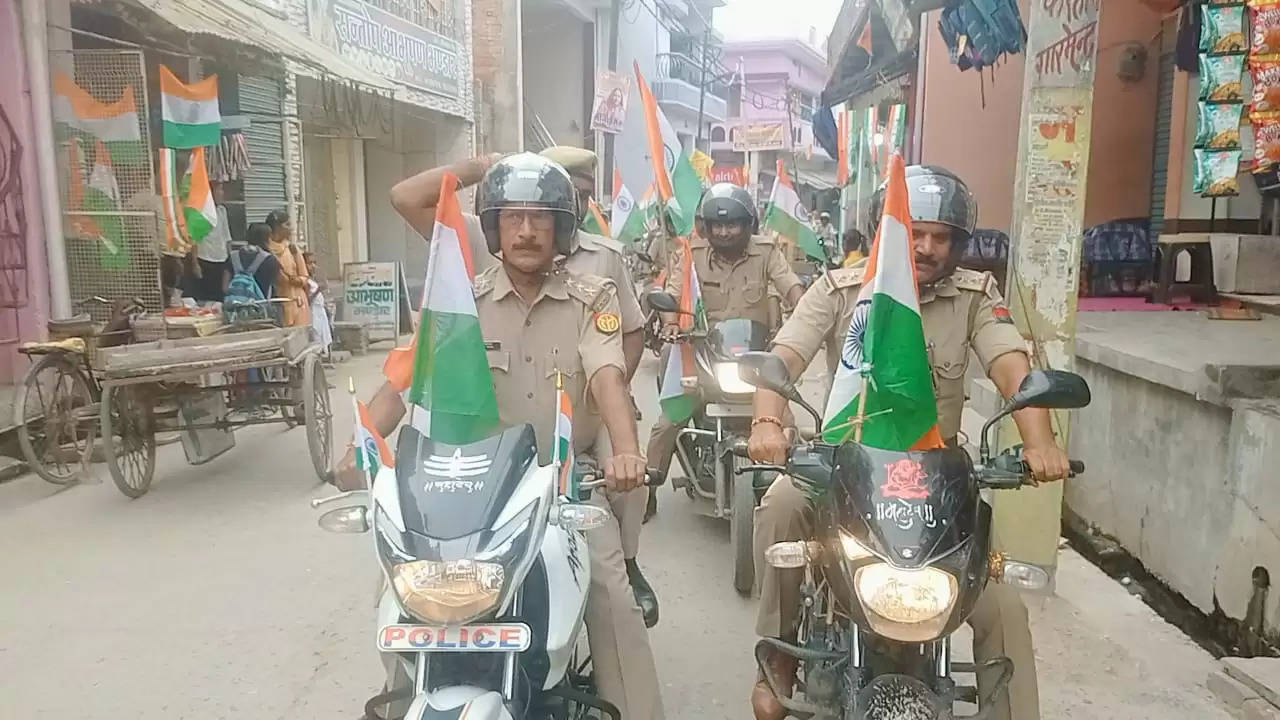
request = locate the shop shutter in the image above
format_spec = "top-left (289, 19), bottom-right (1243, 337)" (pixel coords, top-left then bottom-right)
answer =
top-left (240, 75), bottom-right (288, 227)
top-left (1149, 49), bottom-right (1176, 236)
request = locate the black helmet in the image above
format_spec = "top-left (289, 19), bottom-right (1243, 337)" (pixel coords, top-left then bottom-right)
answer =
top-left (476, 153), bottom-right (579, 257)
top-left (866, 165), bottom-right (977, 253)
top-left (696, 183), bottom-right (759, 234)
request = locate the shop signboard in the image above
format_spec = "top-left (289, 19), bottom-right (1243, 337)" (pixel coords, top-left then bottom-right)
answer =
top-left (711, 166), bottom-right (747, 186)
top-left (343, 261), bottom-right (402, 341)
top-left (733, 122), bottom-right (787, 152)
top-left (327, 0), bottom-right (463, 99)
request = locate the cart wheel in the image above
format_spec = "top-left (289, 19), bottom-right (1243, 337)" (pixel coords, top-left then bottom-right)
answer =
top-left (101, 385), bottom-right (157, 498)
top-left (303, 354), bottom-right (333, 483)
top-left (264, 365), bottom-right (298, 429)
top-left (14, 354), bottom-right (97, 485)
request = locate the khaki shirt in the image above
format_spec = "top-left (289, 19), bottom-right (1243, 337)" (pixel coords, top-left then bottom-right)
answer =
top-left (473, 265), bottom-right (626, 464)
top-left (772, 265), bottom-right (1026, 440)
top-left (665, 234), bottom-right (803, 326)
top-left (462, 213), bottom-right (644, 334)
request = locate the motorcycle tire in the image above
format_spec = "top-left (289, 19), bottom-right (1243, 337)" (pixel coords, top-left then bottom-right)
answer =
top-left (731, 456), bottom-right (756, 597)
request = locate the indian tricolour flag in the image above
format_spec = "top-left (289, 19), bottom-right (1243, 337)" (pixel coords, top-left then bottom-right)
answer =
top-left (822, 154), bottom-right (944, 451)
top-left (658, 236), bottom-right (706, 423)
top-left (553, 373), bottom-right (577, 500)
top-left (403, 172), bottom-right (501, 445)
top-left (611, 168), bottom-right (645, 246)
top-left (160, 65), bottom-right (221, 149)
top-left (765, 157), bottom-right (826, 263)
top-left (634, 62), bottom-right (703, 237)
top-left (353, 396), bottom-right (394, 476)
top-left (183, 147), bottom-right (218, 244)
top-left (53, 73), bottom-right (145, 164)
top-left (581, 198), bottom-right (611, 237)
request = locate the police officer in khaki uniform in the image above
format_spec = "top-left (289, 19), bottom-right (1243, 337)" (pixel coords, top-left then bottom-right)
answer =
top-left (345, 146), bottom-right (660, 627)
top-left (747, 166), bottom-right (1072, 720)
top-left (383, 154), bottom-right (664, 719)
top-left (646, 183), bottom-right (806, 486)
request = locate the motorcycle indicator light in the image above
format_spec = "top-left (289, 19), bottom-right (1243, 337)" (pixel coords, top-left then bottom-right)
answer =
top-left (713, 362), bottom-right (756, 395)
top-left (765, 541), bottom-right (811, 568)
top-left (391, 559), bottom-right (505, 625)
top-left (855, 564), bottom-right (957, 626)
top-left (1001, 561), bottom-right (1050, 591)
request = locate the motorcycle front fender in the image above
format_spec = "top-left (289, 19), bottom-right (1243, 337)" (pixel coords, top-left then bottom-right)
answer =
top-left (404, 686), bottom-right (513, 720)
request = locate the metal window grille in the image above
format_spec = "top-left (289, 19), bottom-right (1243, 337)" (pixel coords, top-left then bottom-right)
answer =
top-left (55, 49), bottom-right (161, 316)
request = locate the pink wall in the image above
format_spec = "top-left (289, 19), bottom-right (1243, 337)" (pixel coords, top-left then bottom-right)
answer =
top-left (918, 0), bottom-right (1162, 233)
top-left (0, 0), bottom-right (53, 384)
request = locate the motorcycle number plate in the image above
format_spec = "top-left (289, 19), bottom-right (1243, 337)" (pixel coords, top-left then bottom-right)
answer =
top-left (378, 623), bottom-right (532, 653)
top-left (705, 402), bottom-right (752, 418)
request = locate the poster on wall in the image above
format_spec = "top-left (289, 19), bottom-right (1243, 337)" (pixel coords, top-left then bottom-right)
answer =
top-left (342, 262), bottom-right (402, 342)
top-left (590, 70), bottom-right (631, 135)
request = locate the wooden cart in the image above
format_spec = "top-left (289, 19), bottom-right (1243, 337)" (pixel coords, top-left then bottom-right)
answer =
top-left (94, 327), bottom-right (333, 498)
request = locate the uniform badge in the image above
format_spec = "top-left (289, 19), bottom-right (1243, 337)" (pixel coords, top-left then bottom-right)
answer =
top-left (594, 312), bottom-right (621, 334)
top-left (993, 305), bottom-right (1014, 324)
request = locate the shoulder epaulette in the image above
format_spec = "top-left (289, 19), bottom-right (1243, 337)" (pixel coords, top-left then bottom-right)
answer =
top-left (579, 231), bottom-right (625, 255)
top-left (472, 265), bottom-right (499, 297)
top-left (564, 272), bottom-right (615, 310)
top-left (952, 267), bottom-right (995, 294)
top-left (828, 265), bottom-right (866, 291)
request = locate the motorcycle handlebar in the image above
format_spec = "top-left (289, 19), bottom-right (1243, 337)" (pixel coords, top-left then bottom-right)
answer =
top-left (577, 468), bottom-right (664, 492)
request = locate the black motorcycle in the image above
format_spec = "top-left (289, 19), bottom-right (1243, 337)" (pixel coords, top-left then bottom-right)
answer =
top-left (647, 291), bottom-right (776, 596)
top-left (734, 352), bottom-right (1090, 719)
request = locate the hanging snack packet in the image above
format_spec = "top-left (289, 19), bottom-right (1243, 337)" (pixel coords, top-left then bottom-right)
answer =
top-left (1254, 116), bottom-right (1280, 169)
top-left (1194, 149), bottom-right (1242, 196)
top-left (1202, 5), bottom-right (1248, 55)
top-left (1201, 54), bottom-right (1246, 102)
top-left (1198, 102), bottom-right (1244, 149)
top-left (1252, 61), bottom-right (1280, 112)
top-left (1253, 6), bottom-right (1280, 58)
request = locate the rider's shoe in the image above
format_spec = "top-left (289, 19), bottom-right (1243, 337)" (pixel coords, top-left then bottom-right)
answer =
top-left (625, 558), bottom-right (659, 628)
top-left (751, 646), bottom-right (797, 720)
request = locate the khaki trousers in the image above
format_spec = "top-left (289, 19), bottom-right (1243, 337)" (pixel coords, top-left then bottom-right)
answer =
top-left (754, 475), bottom-right (1040, 720)
top-left (584, 486), bottom-right (665, 720)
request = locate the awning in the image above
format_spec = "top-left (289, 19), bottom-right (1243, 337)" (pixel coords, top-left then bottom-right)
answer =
top-left (130, 0), bottom-right (392, 91)
top-left (796, 168), bottom-right (837, 191)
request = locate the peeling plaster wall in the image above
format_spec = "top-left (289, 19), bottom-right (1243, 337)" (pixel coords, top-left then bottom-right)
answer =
top-left (1068, 362), bottom-right (1280, 637)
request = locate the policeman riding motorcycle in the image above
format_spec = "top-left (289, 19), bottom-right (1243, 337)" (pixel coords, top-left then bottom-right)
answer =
top-left (646, 183), bottom-right (805, 596)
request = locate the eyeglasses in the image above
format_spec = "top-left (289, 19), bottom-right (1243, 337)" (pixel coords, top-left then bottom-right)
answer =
top-left (498, 209), bottom-right (556, 231)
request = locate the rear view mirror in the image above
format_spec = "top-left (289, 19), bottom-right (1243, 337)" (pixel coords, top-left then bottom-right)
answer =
top-left (1009, 370), bottom-right (1091, 411)
top-left (318, 506), bottom-right (370, 533)
top-left (738, 351), bottom-right (825, 429)
top-left (646, 290), bottom-right (679, 313)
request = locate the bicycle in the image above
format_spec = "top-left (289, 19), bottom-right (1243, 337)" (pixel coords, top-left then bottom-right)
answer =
top-left (14, 296), bottom-right (144, 485)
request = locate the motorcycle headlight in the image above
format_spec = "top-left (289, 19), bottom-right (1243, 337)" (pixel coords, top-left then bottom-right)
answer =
top-left (855, 563), bottom-right (957, 626)
top-left (391, 559), bottom-right (504, 625)
top-left (713, 362), bottom-right (756, 395)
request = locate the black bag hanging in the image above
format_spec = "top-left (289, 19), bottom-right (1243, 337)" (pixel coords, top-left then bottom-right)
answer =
top-left (1176, 2), bottom-right (1201, 73)
top-left (937, 0), bottom-right (1028, 72)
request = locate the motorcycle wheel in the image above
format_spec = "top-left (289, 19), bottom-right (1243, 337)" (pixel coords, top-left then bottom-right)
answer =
top-left (730, 455), bottom-right (756, 597)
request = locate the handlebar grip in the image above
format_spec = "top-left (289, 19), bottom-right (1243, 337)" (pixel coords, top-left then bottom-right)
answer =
top-left (1069, 460), bottom-right (1085, 475)
top-left (644, 469), bottom-right (665, 487)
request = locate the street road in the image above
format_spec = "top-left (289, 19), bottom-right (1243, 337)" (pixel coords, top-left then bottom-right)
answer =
top-left (0, 350), bottom-right (1230, 719)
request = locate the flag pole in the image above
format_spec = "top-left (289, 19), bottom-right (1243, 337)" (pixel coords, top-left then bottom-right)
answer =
top-left (350, 376), bottom-right (372, 490)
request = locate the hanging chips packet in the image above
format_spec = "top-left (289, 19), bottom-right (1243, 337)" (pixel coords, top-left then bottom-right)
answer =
top-left (1202, 5), bottom-right (1248, 55)
top-left (1254, 116), bottom-right (1280, 170)
top-left (1252, 61), bottom-right (1280, 112)
top-left (1194, 149), bottom-right (1242, 196)
top-left (1197, 102), bottom-right (1244, 149)
top-left (1253, 6), bottom-right (1280, 59)
top-left (1201, 54), bottom-right (1246, 102)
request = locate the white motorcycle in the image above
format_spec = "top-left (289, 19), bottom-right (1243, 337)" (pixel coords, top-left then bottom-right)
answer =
top-left (314, 423), bottom-right (653, 719)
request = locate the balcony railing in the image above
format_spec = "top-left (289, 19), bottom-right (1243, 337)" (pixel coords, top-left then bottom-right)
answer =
top-left (656, 52), bottom-right (729, 101)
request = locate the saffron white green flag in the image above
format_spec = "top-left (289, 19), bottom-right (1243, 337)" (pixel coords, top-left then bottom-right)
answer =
top-left (183, 147), bottom-right (218, 243)
top-left (402, 172), bottom-right (501, 444)
top-left (160, 65), bottom-right (221, 149)
top-left (635, 62), bottom-right (703, 236)
top-left (658, 236), bottom-right (706, 423)
top-left (822, 154), bottom-right (945, 451)
top-left (611, 168), bottom-right (645, 246)
top-left (765, 157), bottom-right (826, 263)
top-left (83, 141), bottom-right (128, 269)
top-left (553, 375), bottom-right (577, 500)
top-left (354, 397), bottom-right (394, 475)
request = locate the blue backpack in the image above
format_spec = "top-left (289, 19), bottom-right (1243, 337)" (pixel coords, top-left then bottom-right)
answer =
top-left (225, 248), bottom-right (269, 323)
top-left (937, 0), bottom-right (1028, 72)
